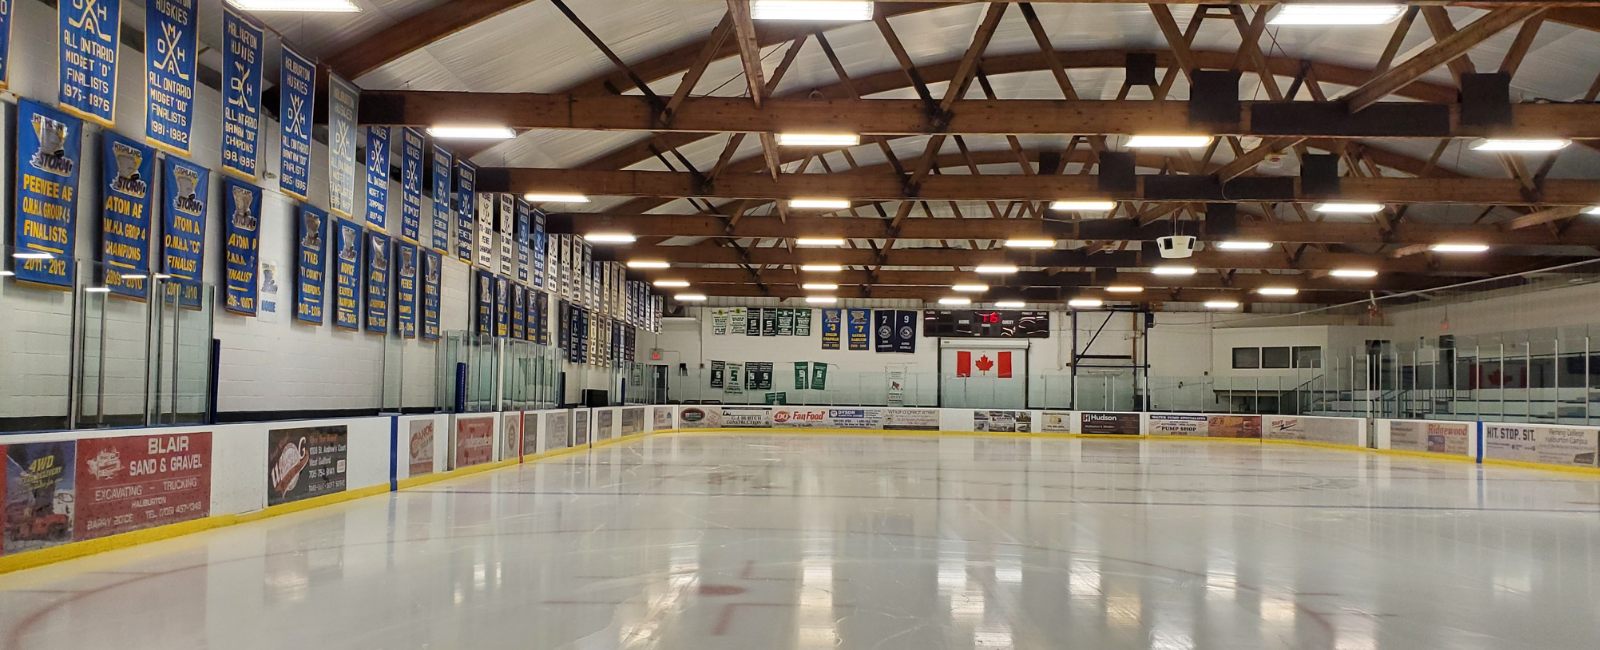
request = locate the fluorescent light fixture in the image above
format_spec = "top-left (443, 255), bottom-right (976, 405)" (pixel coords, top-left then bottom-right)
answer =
top-left (805, 296), bottom-right (838, 305)
top-left (951, 284), bottom-right (988, 292)
top-left (1268, 4), bottom-right (1405, 26)
top-left (751, 1), bottom-right (873, 21)
top-left (1003, 239), bottom-right (1056, 248)
top-left (776, 133), bottom-right (861, 147)
top-left (800, 264), bottom-right (844, 272)
top-left (1204, 300), bottom-right (1241, 309)
top-left (994, 300), bottom-right (1025, 308)
top-left (1314, 202), bottom-right (1384, 214)
top-left (1216, 240), bottom-right (1272, 251)
top-left (1106, 285), bottom-right (1144, 293)
top-left (674, 293), bottom-right (707, 302)
top-left (1126, 135), bottom-right (1211, 148)
top-left (938, 297), bottom-right (972, 306)
top-left (1068, 298), bottom-right (1103, 308)
top-left (1585, 205), bottom-right (1600, 215)
top-left (85, 287), bottom-right (111, 293)
top-left (227, 0), bottom-right (360, 12)
top-left (13, 251), bottom-right (52, 260)
top-left (426, 126), bottom-right (514, 139)
top-left (1049, 200), bottom-right (1116, 212)
top-left (626, 260), bottom-right (670, 269)
top-left (1256, 287), bottom-right (1300, 296)
top-left (523, 193), bottom-right (589, 203)
top-left (974, 265), bottom-right (1018, 274)
top-left (653, 280), bottom-right (690, 288)
top-left (789, 199), bottom-right (851, 210)
top-left (801, 282), bottom-right (838, 291)
top-left (1430, 243), bottom-right (1490, 253)
top-left (795, 237), bottom-right (845, 247)
top-left (1470, 138), bottom-right (1569, 152)
top-left (1330, 269), bottom-right (1379, 278)
top-left (584, 233), bottom-right (636, 244)
top-left (1151, 265), bottom-right (1197, 276)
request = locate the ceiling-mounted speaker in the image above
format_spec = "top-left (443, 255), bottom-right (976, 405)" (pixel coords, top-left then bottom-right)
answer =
top-left (1093, 268), bottom-right (1118, 285)
top-left (1190, 70), bottom-right (1242, 125)
top-left (1157, 235), bottom-right (1196, 259)
top-left (1125, 53), bottom-right (1158, 87)
top-left (1301, 154), bottom-right (1341, 196)
top-left (1205, 203), bottom-right (1238, 238)
top-left (1097, 151), bottom-right (1136, 193)
top-left (1038, 150), bottom-right (1063, 175)
top-left (1460, 72), bottom-right (1512, 126)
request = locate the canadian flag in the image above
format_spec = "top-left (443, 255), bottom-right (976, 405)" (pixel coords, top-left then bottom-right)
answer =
top-left (956, 351), bottom-right (1012, 378)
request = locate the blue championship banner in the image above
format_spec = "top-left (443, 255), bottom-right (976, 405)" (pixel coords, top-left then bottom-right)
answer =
top-left (531, 208), bottom-right (547, 289)
top-left (395, 239), bottom-right (418, 338)
top-left (522, 288), bottom-right (534, 341)
top-left (495, 275), bottom-right (509, 337)
top-left (533, 291), bottom-right (548, 345)
top-left (295, 203), bottom-right (326, 325)
top-left (365, 229), bottom-right (391, 334)
top-left (455, 161), bottom-right (475, 262)
top-left (59, 0), bottom-right (121, 126)
top-left (422, 249), bottom-right (441, 340)
top-left (498, 194), bottom-right (514, 277)
top-left (222, 176), bottom-right (261, 315)
top-left (895, 310), bottom-right (918, 353)
top-left (474, 269), bottom-right (493, 336)
top-left (399, 127), bottom-right (423, 243)
top-left (874, 310), bottom-right (896, 352)
top-left (14, 100), bottom-right (83, 289)
top-left (327, 73), bottom-right (359, 219)
top-left (0, 0), bottom-right (12, 90)
top-left (101, 131), bottom-right (154, 299)
top-left (430, 144), bottom-right (451, 252)
top-left (221, 8), bottom-right (262, 179)
top-left (161, 156), bottom-right (206, 307)
top-left (364, 126), bottom-right (389, 231)
top-left (821, 308), bottom-right (842, 350)
top-left (511, 283), bottom-right (526, 340)
top-left (847, 308), bottom-right (870, 350)
top-left (144, 0), bottom-right (197, 155)
top-left (332, 218), bottom-right (362, 330)
top-left (515, 198), bottom-right (530, 284)
top-left (277, 43), bottom-right (315, 200)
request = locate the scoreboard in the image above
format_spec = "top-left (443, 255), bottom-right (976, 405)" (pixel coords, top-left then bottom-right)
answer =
top-left (922, 310), bottom-right (1050, 338)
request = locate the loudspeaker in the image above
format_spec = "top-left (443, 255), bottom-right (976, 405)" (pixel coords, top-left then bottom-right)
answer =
top-left (1097, 151), bottom-right (1136, 193)
top-left (1125, 53), bottom-right (1158, 86)
top-left (1301, 154), bottom-right (1341, 196)
top-left (1093, 268), bottom-right (1118, 285)
top-left (1460, 72), bottom-right (1512, 126)
top-left (1157, 235), bottom-right (1196, 259)
top-left (1205, 203), bottom-right (1238, 238)
top-left (1038, 150), bottom-right (1063, 175)
top-left (583, 389), bottom-right (609, 408)
top-left (1190, 70), bottom-right (1242, 124)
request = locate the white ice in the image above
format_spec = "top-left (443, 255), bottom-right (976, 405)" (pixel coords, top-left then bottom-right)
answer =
top-left (2, 433), bottom-right (1599, 649)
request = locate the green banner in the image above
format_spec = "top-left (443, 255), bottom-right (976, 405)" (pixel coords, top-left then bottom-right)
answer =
top-left (795, 308), bottom-right (812, 336)
top-left (764, 392), bottom-right (787, 405)
top-left (810, 362), bottom-right (828, 390)
top-left (794, 361), bottom-right (809, 389)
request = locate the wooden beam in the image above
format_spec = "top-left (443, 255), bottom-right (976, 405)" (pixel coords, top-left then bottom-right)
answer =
top-left (1345, 7), bottom-right (1544, 112)
top-left (656, 267), bottom-right (1453, 293)
top-left (324, 0), bottom-right (537, 79)
top-left (1498, 205), bottom-right (1585, 230)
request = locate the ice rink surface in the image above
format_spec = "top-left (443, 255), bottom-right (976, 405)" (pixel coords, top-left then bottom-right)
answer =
top-left (3, 433), bottom-right (1600, 650)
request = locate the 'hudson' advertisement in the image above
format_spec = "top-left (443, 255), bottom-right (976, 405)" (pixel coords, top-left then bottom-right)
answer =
top-left (1081, 412), bottom-right (1140, 435)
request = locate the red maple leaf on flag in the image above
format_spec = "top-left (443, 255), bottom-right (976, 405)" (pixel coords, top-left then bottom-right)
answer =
top-left (975, 355), bottom-right (994, 373)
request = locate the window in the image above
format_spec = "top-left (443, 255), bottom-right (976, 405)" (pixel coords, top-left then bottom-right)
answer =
top-left (1232, 347), bottom-right (1260, 369)
top-left (1262, 347), bottom-right (1291, 369)
top-left (1294, 346), bottom-right (1322, 369)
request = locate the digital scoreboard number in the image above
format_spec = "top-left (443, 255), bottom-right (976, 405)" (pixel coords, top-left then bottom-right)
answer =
top-left (922, 310), bottom-right (1050, 338)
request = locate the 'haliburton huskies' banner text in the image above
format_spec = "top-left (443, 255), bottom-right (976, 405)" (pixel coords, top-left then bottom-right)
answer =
top-left (475, 193), bottom-right (494, 269)
top-left (221, 9), bottom-right (262, 179)
top-left (530, 208), bottom-right (547, 289)
top-left (396, 239), bottom-right (418, 338)
top-left (0, 0), bottom-right (12, 89)
top-left (59, 0), bottom-right (121, 126)
top-left (327, 73), bottom-right (359, 219)
top-left (511, 284), bottom-right (526, 339)
top-left (162, 156), bottom-right (207, 306)
top-left (474, 269), bottom-right (493, 336)
top-left (516, 199), bottom-right (531, 284)
top-left (422, 249), bottom-right (442, 339)
top-left (399, 127), bottom-right (424, 242)
top-left (333, 218), bottom-right (362, 330)
top-left (496, 276), bottom-right (510, 337)
top-left (366, 230), bottom-right (391, 334)
top-left (277, 43), bottom-right (315, 200)
top-left (14, 100), bottom-right (83, 288)
top-left (498, 194), bottom-right (514, 277)
top-left (430, 144), bottom-right (451, 252)
top-left (101, 131), bottom-right (155, 299)
top-left (295, 204), bottom-right (327, 325)
top-left (145, 0), bottom-right (198, 155)
top-left (364, 126), bottom-right (389, 231)
top-left (222, 177), bottom-right (262, 315)
top-left (455, 161), bottom-right (475, 262)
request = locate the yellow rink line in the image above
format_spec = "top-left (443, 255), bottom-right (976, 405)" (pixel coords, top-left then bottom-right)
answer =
top-left (5, 426), bottom-right (1597, 575)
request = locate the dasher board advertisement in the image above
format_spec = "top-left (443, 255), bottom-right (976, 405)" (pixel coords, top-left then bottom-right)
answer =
top-left (1389, 421), bottom-right (1471, 456)
top-left (1041, 411), bottom-right (1073, 433)
top-left (76, 433), bottom-right (211, 541)
top-left (1484, 423), bottom-right (1599, 468)
top-left (521, 414), bottom-right (541, 456)
top-left (721, 407), bottom-right (771, 428)
top-left (678, 407), bottom-right (723, 429)
top-left (3, 441), bottom-right (77, 554)
top-left (652, 407), bottom-right (675, 431)
top-left (267, 426), bottom-right (348, 506)
top-left (408, 420), bottom-right (435, 477)
top-left (1148, 414), bottom-right (1262, 438)
top-left (1263, 416), bottom-right (1362, 447)
top-left (975, 410), bottom-right (1032, 433)
top-left (501, 413), bottom-right (522, 460)
top-left (454, 417), bottom-right (495, 469)
top-left (1080, 412), bottom-right (1140, 435)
